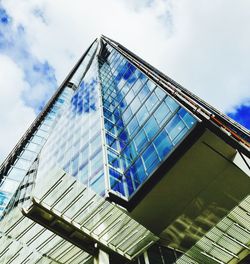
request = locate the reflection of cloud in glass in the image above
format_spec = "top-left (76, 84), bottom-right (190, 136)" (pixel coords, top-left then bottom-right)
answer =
top-left (115, 61), bottom-right (136, 82)
top-left (71, 79), bottom-right (98, 114)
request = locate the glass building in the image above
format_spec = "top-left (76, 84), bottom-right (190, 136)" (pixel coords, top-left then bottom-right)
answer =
top-left (0, 36), bottom-right (249, 264)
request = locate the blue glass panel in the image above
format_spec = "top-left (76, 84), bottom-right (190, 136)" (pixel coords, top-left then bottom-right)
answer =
top-left (146, 79), bottom-right (156, 91)
top-left (109, 168), bottom-right (125, 196)
top-left (153, 130), bottom-right (173, 160)
top-left (130, 97), bottom-right (141, 114)
top-left (172, 127), bottom-right (188, 145)
top-left (145, 92), bottom-right (159, 112)
top-left (127, 72), bottom-right (137, 86)
top-left (104, 108), bottom-right (113, 121)
top-left (124, 142), bottom-right (137, 163)
top-left (116, 118), bottom-right (125, 133)
top-left (154, 102), bottom-right (171, 126)
top-left (132, 157), bottom-right (146, 187)
top-left (179, 108), bottom-right (197, 128)
top-left (165, 96), bottom-right (179, 112)
top-left (123, 107), bottom-right (133, 123)
top-left (165, 114), bottom-right (186, 140)
top-left (132, 78), bottom-right (144, 94)
top-left (117, 79), bottom-right (126, 91)
top-left (134, 130), bottom-right (148, 152)
top-left (155, 87), bottom-right (166, 100)
top-left (115, 63), bottom-right (130, 82)
top-left (137, 105), bottom-right (149, 125)
top-left (138, 83), bottom-right (151, 102)
top-left (144, 116), bottom-right (159, 140)
top-left (108, 149), bottom-right (120, 169)
top-left (119, 130), bottom-right (129, 146)
top-left (142, 144), bottom-right (160, 175)
top-left (104, 119), bottom-right (115, 134)
top-left (106, 134), bottom-right (117, 150)
top-left (124, 173), bottom-right (135, 195)
top-left (127, 116), bottom-right (139, 136)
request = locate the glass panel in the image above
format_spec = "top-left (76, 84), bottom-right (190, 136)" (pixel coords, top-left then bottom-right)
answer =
top-left (144, 116), bottom-right (159, 140)
top-left (7, 166), bottom-right (27, 181)
top-left (137, 105), bottom-right (149, 126)
top-left (154, 103), bottom-right (171, 126)
top-left (153, 130), bottom-right (173, 160)
top-left (14, 158), bottom-right (31, 171)
top-left (145, 93), bottom-right (159, 112)
top-left (98, 42), bottom-right (198, 199)
top-left (127, 116), bottom-right (139, 136)
top-left (142, 144), bottom-right (160, 174)
top-left (165, 96), bottom-right (179, 112)
top-left (165, 114), bottom-right (185, 140)
top-left (134, 130), bottom-right (148, 153)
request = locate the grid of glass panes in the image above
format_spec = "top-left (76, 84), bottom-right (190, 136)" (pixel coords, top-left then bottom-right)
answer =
top-left (36, 58), bottom-right (105, 196)
top-left (99, 44), bottom-right (198, 199)
top-left (0, 87), bottom-right (73, 217)
top-left (71, 40), bottom-right (98, 86)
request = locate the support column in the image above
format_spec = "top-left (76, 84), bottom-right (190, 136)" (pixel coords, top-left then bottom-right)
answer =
top-left (144, 251), bottom-right (150, 264)
top-left (94, 249), bottom-right (110, 264)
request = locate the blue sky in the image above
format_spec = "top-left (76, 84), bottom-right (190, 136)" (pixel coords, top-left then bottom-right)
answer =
top-left (0, 6), bottom-right (56, 112)
top-left (0, 0), bottom-right (249, 162)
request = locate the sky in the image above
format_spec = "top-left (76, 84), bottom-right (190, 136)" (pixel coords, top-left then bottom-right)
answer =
top-left (0, 0), bottom-right (249, 163)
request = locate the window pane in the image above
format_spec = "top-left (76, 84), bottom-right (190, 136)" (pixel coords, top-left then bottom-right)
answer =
top-left (145, 92), bottom-right (159, 112)
top-left (153, 130), bottom-right (173, 160)
top-left (134, 130), bottom-right (148, 152)
top-left (127, 116), bottom-right (139, 136)
top-left (165, 114), bottom-right (185, 140)
top-left (137, 105), bottom-right (149, 126)
top-left (154, 103), bottom-right (171, 126)
top-left (165, 96), bottom-right (179, 112)
top-left (144, 116), bottom-right (159, 140)
top-left (142, 144), bottom-right (160, 175)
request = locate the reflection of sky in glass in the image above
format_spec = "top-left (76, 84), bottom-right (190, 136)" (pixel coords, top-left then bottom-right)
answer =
top-left (0, 191), bottom-right (11, 212)
top-left (36, 56), bottom-right (105, 196)
top-left (99, 44), bottom-right (198, 199)
top-left (71, 79), bottom-right (98, 115)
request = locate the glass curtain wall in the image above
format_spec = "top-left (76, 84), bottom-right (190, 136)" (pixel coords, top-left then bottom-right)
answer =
top-left (36, 41), bottom-right (106, 196)
top-left (0, 39), bottom-right (101, 218)
top-left (98, 42), bottom-right (198, 200)
top-left (0, 87), bottom-right (73, 218)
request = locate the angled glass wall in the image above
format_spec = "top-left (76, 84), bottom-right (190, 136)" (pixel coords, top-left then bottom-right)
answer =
top-left (98, 42), bottom-right (198, 200)
top-left (0, 39), bottom-right (100, 218)
top-left (0, 87), bottom-right (73, 218)
top-left (36, 41), bottom-right (106, 196)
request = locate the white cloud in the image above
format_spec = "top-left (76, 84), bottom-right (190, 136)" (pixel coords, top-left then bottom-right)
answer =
top-left (0, 55), bottom-right (35, 163)
top-left (156, 0), bottom-right (250, 112)
top-left (2, 0), bottom-right (249, 113)
top-left (0, 0), bottom-right (249, 161)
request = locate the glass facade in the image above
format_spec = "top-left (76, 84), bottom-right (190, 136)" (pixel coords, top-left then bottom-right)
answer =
top-left (34, 39), bottom-right (198, 201)
top-left (0, 39), bottom-right (99, 217)
top-left (36, 41), bottom-right (106, 195)
top-left (1, 36), bottom-right (248, 264)
top-left (98, 44), bottom-right (198, 199)
top-left (0, 86), bottom-right (73, 217)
